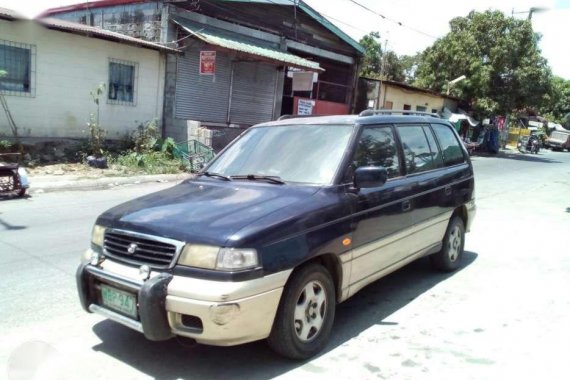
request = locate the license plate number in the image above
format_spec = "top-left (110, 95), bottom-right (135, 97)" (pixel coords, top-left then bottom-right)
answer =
top-left (100, 284), bottom-right (137, 319)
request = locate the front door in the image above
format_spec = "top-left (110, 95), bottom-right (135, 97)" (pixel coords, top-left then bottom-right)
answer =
top-left (347, 125), bottom-right (414, 293)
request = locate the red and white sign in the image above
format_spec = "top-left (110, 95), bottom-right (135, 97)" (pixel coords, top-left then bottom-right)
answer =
top-left (199, 51), bottom-right (216, 75)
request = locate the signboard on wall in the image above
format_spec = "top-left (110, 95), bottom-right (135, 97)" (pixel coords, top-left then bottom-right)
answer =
top-left (298, 99), bottom-right (315, 115)
top-left (199, 51), bottom-right (216, 75)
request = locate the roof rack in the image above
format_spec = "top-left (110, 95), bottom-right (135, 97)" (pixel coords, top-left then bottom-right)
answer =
top-left (277, 114), bottom-right (330, 121)
top-left (359, 109), bottom-right (441, 118)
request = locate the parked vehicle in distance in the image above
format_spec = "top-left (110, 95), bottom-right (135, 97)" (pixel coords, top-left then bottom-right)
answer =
top-left (77, 110), bottom-right (476, 359)
top-left (517, 135), bottom-right (540, 154)
top-left (546, 130), bottom-right (570, 151)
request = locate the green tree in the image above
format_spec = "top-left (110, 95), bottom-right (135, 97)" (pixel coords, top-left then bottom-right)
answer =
top-left (382, 51), bottom-right (406, 82)
top-left (358, 32), bottom-right (407, 82)
top-left (541, 76), bottom-right (570, 124)
top-left (415, 10), bottom-right (552, 115)
top-left (400, 54), bottom-right (421, 83)
top-left (359, 32), bottom-right (383, 78)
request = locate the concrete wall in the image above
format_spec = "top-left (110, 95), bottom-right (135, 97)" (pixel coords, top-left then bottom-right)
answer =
top-left (380, 83), bottom-right (458, 113)
top-left (0, 19), bottom-right (165, 139)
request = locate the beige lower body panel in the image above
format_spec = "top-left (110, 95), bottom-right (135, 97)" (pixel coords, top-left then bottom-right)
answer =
top-left (93, 257), bottom-right (291, 346)
top-left (166, 287), bottom-right (283, 346)
top-left (343, 211), bottom-right (452, 301)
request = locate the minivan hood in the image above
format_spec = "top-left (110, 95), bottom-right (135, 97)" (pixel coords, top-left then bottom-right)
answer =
top-left (97, 178), bottom-right (321, 246)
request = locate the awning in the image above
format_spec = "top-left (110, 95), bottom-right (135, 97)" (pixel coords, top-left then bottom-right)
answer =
top-left (442, 107), bottom-right (479, 126)
top-left (172, 18), bottom-right (323, 72)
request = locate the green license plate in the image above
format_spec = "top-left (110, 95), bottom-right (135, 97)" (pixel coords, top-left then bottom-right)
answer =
top-left (100, 284), bottom-right (137, 319)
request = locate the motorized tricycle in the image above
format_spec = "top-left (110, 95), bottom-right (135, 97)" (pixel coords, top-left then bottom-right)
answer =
top-left (517, 135), bottom-right (540, 154)
top-left (0, 153), bottom-right (29, 197)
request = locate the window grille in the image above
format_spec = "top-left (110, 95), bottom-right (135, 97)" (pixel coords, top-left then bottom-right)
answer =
top-left (0, 40), bottom-right (36, 97)
top-left (108, 59), bottom-right (138, 105)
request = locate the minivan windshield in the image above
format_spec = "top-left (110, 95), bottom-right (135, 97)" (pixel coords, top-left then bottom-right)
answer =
top-left (205, 124), bottom-right (355, 185)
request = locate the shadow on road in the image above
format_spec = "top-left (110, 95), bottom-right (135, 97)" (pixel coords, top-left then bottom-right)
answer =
top-left (471, 151), bottom-right (562, 164)
top-left (91, 251), bottom-right (478, 380)
top-left (0, 193), bottom-right (31, 201)
top-left (0, 216), bottom-right (27, 230)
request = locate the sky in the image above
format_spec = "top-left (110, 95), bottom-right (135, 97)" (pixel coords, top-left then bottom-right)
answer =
top-left (1, 0), bottom-right (569, 79)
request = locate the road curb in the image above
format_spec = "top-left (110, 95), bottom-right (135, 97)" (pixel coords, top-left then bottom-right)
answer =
top-left (29, 173), bottom-right (191, 193)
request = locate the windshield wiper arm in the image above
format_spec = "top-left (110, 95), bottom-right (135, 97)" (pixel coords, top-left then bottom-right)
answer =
top-left (201, 171), bottom-right (232, 181)
top-left (231, 174), bottom-right (285, 184)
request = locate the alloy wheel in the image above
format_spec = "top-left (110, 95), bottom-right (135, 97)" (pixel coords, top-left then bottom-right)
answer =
top-left (293, 280), bottom-right (327, 342)
top-left (447, 225), bottom-right (462, 262)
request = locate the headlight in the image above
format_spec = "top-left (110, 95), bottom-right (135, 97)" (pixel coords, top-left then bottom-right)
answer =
top-left (217, 248), bottom-right (258, 270)
top-left (178, 245), bottom-right (219, 269)
top-left (91, 225), bottom-right (106, 247)
top-left (178, 245), bottom-right (259, 271)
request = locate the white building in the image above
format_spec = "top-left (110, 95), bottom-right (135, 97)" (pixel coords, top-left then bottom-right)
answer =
top-left (0, 8), bottom-right (177, 140)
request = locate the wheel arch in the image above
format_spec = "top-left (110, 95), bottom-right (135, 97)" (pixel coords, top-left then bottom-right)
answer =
top-left (290, 253), bottom-right (343, 304)
top-left (452, 205), bottom-right (468, 227)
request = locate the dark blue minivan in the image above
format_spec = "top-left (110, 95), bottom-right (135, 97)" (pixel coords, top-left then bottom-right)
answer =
top-left (77, 111), bottom-right (476, 359)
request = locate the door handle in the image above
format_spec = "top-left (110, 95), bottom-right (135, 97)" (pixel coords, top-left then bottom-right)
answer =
top-left (444, 186), bottom-right (452, 196)
top-left (402, 200), bottom-right (411, 212)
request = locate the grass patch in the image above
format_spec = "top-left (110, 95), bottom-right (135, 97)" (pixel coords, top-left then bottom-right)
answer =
top-left (109, 151), bottom-right (186, 175)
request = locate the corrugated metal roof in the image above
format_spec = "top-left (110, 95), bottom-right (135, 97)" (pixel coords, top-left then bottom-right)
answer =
top-left (173, 18), bottom-right (323, 72)
top-left (0, 6), bottom-right (24, 20)
top-left (38, 17), bottom-right (180, 53)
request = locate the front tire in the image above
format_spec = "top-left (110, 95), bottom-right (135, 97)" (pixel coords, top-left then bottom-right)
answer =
top-left (267, 263), bottom-right (335, 359)
top-left (431, 216), bottom-right (465, 272)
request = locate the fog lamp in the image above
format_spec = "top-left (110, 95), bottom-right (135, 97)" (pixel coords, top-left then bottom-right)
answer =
top-left (90, 250), bottom-right (104, 266)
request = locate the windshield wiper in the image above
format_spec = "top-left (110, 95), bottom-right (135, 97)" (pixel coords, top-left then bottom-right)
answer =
top-left (230, 174), bottom-right (285, 185)
top-left (201, 171), bottom-right (232, 181)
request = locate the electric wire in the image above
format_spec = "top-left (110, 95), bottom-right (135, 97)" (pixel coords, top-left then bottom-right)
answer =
top-left (344, 0), bottom-right (438, 39)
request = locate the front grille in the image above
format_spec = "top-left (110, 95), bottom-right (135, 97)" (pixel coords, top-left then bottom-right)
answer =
top-left (103, 230), bottom-right (180, 268)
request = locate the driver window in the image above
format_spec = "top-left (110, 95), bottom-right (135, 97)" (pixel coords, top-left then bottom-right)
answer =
top-left (352, 126), bottom-right (401, 179)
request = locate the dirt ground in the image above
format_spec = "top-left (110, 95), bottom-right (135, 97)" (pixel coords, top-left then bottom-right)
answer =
top-left (26, 163), bottom-right (136, 178)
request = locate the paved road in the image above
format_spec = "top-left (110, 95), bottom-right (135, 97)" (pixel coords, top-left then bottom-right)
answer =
top-left (1, 149), bottom-right (569, 380)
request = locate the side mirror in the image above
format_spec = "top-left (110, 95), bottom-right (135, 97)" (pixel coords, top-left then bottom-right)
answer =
top-left (354, 166), bottom-right (388, 189)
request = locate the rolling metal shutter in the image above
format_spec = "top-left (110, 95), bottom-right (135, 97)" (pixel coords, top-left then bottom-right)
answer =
top-left (175, 45), bottom-right (232, 123)
top-left (229, 62), bottom-right (277, 125)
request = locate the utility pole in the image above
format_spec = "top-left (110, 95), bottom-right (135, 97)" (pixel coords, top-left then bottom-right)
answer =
top-left (378, 37), bottom-right (388, 109)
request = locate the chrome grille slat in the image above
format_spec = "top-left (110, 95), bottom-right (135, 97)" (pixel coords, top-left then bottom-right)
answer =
top-left (103, 230), bottom-right (181, 268)
top-left (105, 234), bottom-right (177, 252)
top-left (104, 239), bottom-right (173, 258)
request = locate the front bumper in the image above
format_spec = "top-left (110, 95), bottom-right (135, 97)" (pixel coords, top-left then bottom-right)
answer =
top-left (77, 253), bottom-right (289, 346)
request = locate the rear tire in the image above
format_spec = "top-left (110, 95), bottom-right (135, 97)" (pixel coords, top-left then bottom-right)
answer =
top-left (267, 263), bottom-right (335, 359)
top-left (431, 216), bottom-right (465, 272)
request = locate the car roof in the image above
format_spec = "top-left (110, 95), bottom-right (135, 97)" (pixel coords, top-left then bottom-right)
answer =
top-left (256, 114), bottom-right (450, 128)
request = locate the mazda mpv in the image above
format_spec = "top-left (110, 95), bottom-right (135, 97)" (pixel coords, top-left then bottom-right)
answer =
top-left (77, 110), bottom-right (476, 359)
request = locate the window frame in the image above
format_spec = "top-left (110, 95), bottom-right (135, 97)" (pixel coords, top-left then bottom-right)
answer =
top-left (395, 123), bottom-right (444, 176)
top-left (341, 124), bottom-right (404, 184)
top-left (107, 58), bottom-right (138, 106)
top-left (0, 39), bottom-right (36, 98)
top-left (430, 122), bottom-right (468, 167)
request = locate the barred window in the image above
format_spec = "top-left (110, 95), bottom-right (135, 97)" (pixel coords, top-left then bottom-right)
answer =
top-left (0, 40), bottom-right (35, 96)
top-left (108, 60), bottom-right (137, 105)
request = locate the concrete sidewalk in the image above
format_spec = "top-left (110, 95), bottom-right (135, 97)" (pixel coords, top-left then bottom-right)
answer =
top-left (28, 173), bottom-right (190, 193)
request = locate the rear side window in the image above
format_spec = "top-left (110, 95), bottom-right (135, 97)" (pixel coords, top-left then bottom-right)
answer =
top-left (353, 126), bottom-right (401, 178)
top-left (432, 124), bottom-right (466, 166)
top-left (423, 126), bottom-right (444, 168)
top-left (397, 125), bottom-right (440, 174)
